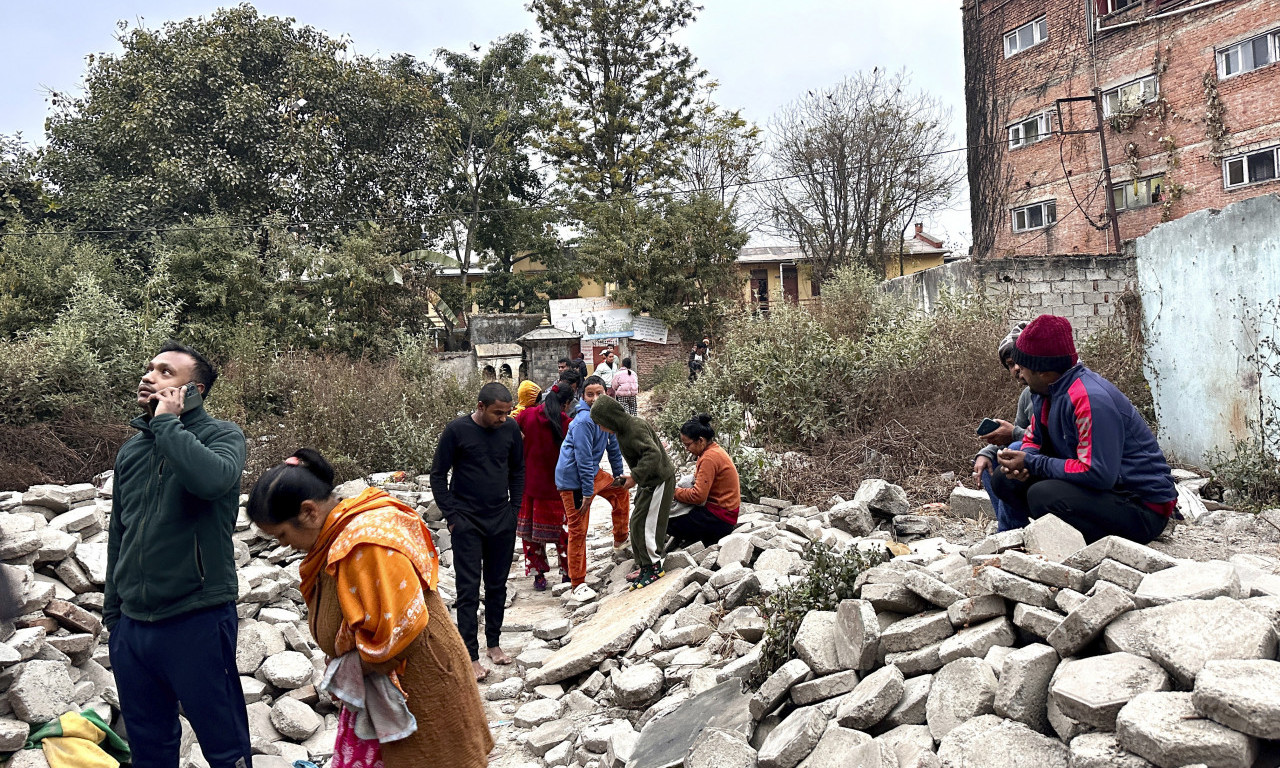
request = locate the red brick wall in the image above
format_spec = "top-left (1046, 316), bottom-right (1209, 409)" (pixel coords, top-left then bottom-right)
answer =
top-left (965, 0), bottom-right (1280, 257)
top-left (631, 332), bottom-right (688, 387)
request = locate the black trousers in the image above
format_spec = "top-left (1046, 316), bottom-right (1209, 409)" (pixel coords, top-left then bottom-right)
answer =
top-left (667, 506), bottom-right (735, 549)
top-left (109, 602), bottom-right (251, 768)
top-left (987, 473), bottom-right (1168, 544)
top-left (451, 509), bottom-right (517, 660)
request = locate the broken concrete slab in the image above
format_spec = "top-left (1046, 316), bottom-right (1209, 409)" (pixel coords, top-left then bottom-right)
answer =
top-left (1106, 597), bottom-right (1277, 686)
top-left (751, 659), bottom-right (813, 720)
top-left (757, 706), bottom-right (826, 768)
top-left (948, 487), bottom-right (994, 521)
top-left (1115, 692), bottom-right (1256, 768)
top-left (1191, 659), bottom-right (1280, 739)
top-left (527, 568), bottom-right (687, 686)
top-left (1068, 733), bottom-right (1156, 768)
top-left (1050, 653), bottom-right (1171, 730)
top-left (879, 611), bottom-right (953, 654)
top-left (1133, 560), bottom-right (1243, 607)
top-left (925, 657), bottom-right (998, 741)
top-left (946, 594), bottom-right (1007, 628)
top-left (629, 680), bottom-right (752, 768)
top-left (795, 726), bottom-right (874, 768)
top-left (981, 567), bottom-right (1058, 609)
top-left (790, 669), bottom-right (860, 707)
top-left (936, 714), bottom-right (1069, 768)
top-left (994, 643), bottom-right (1059, 732)
top-left (1064, 537), bottom-right (1176, 575)
top-left (903, 570), bottom-right (966, 608)
top-left (1023, 515), bottom-right (1086, 563)
top-left (835, 663), bottom-right (905, 731)
top-left (878, 672), bottom-right (932, 730)
top-left (1047, 582), bottom-right (1135, 657)
top-left (1012, 603), bottom-right (1065, 641)
top-left (834, 599), bottom-right (880, 671)
top-left (792, 611), bottom-right (845, 676)
top-left (937, 616), bottom-right (1015, 664)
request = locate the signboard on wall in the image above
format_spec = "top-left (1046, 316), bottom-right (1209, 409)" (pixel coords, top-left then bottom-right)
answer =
top-left (549, 298), bottom-right (629, 339)
top-left (631, 316), bottom-right (669, 344)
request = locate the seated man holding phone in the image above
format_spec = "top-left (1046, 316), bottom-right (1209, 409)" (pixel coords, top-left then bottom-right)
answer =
top-left (985, 315), bottom-right (1177, 545)
top-left (974, 322), bottom-right (1032, 531)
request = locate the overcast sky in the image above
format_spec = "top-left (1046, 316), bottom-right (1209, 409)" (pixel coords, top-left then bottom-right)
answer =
top-left (1, 0), bottom-right (971, 248)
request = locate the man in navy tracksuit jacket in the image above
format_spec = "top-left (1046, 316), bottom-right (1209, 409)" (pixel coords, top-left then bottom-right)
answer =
top-left (990, 314), bottom-right (1177, 544)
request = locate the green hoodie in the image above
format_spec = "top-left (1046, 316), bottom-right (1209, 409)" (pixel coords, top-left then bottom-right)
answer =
top-left (590, 395), bottom-right (674, 486)
top-left (103, 391), bottom-right (246, 629)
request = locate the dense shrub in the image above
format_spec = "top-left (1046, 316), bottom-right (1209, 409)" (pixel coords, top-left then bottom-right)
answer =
top-left (653, 264), bottom-right (1160, 505)
top-left (749, 542), bottom-right (888, 688)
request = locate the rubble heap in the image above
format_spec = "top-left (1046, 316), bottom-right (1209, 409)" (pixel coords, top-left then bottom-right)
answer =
top-left (490, 479), bottom-right (1280, 768)
top-left (1, 473), bottom-right (1278, 768)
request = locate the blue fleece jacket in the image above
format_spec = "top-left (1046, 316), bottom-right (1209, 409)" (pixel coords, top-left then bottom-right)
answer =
top-left (1022, 364), bottom-right (1176, 505)
top-left (555, 399), bottom-right (626, 496)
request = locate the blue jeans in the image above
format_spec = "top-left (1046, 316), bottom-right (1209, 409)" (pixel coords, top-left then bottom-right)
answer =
top-left (982, 440), bottom-right (1028, 532)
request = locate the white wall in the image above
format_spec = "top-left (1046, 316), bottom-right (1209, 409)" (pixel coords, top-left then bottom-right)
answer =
top-left (1136, 194), bottom-right (1280, 466)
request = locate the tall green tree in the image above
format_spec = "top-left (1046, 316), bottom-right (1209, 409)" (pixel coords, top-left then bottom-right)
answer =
top-left (0, 135), bottom-right (59, 231)
top-left (429, 33), bottom-right (573, 302)
top-left (41, 5), bottom-right (438, 243)
top-left (580, 193), bottom-right (746, 336)
top-left (529, 0), bottom-right (704, 200)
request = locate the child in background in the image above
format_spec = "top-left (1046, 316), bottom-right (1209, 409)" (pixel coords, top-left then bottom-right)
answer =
top-left (590, 395), bottom-right (675, 590)
top-left (612, 357), bottom-right (640, 416)
top-left (515, 385), bottom-right (573, 590)
top-left (555, 376), bottom-right (631, 601)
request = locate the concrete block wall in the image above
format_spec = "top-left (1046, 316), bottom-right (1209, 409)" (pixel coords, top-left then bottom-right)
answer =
top-left (882, 254), bottom-right (1137, 336)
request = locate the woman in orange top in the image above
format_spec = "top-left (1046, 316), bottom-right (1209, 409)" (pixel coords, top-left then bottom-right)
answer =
top-left (248, 449), bottom-right (492, 768)
top-left (668, 415), bottom-right (742, 548)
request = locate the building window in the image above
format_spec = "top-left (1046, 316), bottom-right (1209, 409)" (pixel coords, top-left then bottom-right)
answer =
top-left (1217, 31), bottom-right (1277, 78)
top-left (1008, 112), bottom-right (1052, 149)
top-left (1004, 17), bottom-right (1048, 58)
top-left (1112, 177), bottom-right (1163, 211)
top-left (1098, 0), bottom-right (1139, 15)
top-left (1102, 76), bottom-right (1158, 117)
top-left (1223, 146), bottom-right (1279, 189)
top-left (1011, 201), bottom-right (1057, 232)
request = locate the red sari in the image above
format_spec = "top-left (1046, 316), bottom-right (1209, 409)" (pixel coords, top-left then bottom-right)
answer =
top-left (514, 404), bottom-right (572, 576)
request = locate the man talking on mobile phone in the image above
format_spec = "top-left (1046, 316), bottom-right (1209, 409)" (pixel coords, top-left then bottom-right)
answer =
top-left (104, 341), bottom-right (252, 768)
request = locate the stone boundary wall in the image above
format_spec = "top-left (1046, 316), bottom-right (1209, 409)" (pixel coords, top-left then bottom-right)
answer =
top-left (881, 255), bottom-right (1138, 336)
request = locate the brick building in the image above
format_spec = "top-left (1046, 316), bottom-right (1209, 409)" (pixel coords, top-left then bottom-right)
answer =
top-left (963, 0), bottom-right (1280, 258)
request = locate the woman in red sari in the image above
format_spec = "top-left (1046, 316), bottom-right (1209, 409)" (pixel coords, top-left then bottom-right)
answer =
top-left (514, 384), bottom-right (573, 591)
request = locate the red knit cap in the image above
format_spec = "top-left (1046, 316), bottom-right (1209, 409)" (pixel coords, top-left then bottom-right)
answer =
top-left (1012, 314), bottom-right (1078, 372)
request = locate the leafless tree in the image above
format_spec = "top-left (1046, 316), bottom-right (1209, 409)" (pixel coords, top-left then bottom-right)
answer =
top-left (761, 70), bottom-right (963, 280)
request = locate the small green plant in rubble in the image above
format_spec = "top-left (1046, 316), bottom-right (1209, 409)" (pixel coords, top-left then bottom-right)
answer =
top-left (749, 542), bottom-right (888, 688)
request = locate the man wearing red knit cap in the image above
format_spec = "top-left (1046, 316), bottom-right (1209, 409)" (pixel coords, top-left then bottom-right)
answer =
top-left (989, 314), bottom-right (1177, 544)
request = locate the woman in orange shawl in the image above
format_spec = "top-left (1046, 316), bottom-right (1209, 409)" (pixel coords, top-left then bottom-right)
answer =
top-left (248, 449), bottom-right (492, 768)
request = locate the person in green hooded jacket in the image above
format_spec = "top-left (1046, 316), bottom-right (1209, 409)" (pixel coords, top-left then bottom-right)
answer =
top-left (590, 395), bottom-right (675, 589)
top-left (104, 341), bottom-right (252, 768)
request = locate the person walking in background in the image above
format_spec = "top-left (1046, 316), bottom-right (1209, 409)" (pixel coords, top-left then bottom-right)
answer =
top-left (668, 415), bottom-right (741, 548)
top-left (512, 380), bottom-right (541, 417)
top-left (573, 352), bottom-right (589, 383)
top-left (555, 376), bottom-right (631, 602)
top-left (515, 385), bottom-right (574, 591)
top-left (595, 349), bottom-right (619, 394)
top-left (973, 322), bottom-right (1033, 531)
top-left (429, 382), bottom-right (525, 680)
top-left (249, 449), bottom-right (493, 767)
top-left (590, 395), bottom-right (676, 590)
top-left (688, 340), bottom-right (708, 383)
top-left (612, 357), bottom-right (640, 416)
top-left (105, 341), bottom-right (252, 768)
top-left (987, 315), bottom-right (1177, 544)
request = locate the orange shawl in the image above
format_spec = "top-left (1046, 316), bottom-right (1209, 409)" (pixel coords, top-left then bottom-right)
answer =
top-left (300, 488), bottom-right (440, 664)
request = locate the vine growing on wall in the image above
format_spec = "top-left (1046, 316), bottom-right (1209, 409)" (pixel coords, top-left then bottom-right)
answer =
top-left (1108, 47), bottom-right (1171, 134)
top-left (1203, 71), bottom-right (1231, 164)
top-left (1158, 135), bottom-right (1185, 222)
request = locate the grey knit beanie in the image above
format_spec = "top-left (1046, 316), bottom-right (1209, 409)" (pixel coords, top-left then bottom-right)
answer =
top-left (997, 321), bottom-right (1029, 366)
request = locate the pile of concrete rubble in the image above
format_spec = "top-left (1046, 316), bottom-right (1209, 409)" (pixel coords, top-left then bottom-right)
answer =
top-left (497, 480), bottom-right (1280, 768)
top-left (1, 472), bottom-right (1278, 768)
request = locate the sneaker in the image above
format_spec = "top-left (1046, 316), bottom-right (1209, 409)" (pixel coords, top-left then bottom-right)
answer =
top-left (629, 565), bottom-right (665, 591)
top-left (569, 583), bottom-right (598, 602)
top-left (533, 574), bottom-right (548, 592)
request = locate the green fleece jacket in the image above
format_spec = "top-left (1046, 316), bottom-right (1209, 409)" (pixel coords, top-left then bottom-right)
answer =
top-left (590, 396), bottom-right (674, 487)
top-left (104, 393), bottom-right (246, 629)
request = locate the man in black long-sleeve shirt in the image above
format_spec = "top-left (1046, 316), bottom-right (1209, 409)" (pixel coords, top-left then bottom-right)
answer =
top-left (430, 381), bottom-right (525, 680)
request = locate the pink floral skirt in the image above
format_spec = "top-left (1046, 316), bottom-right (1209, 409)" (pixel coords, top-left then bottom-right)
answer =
top-left (332, 706), bottom-right (384, 767)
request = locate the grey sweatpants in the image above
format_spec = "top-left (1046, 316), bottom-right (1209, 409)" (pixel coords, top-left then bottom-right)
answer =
top-left (630, 478), bottom-right (675, 569)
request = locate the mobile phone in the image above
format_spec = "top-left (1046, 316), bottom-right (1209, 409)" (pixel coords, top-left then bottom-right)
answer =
top-left (977, 418), bottom-right (1001, 436)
